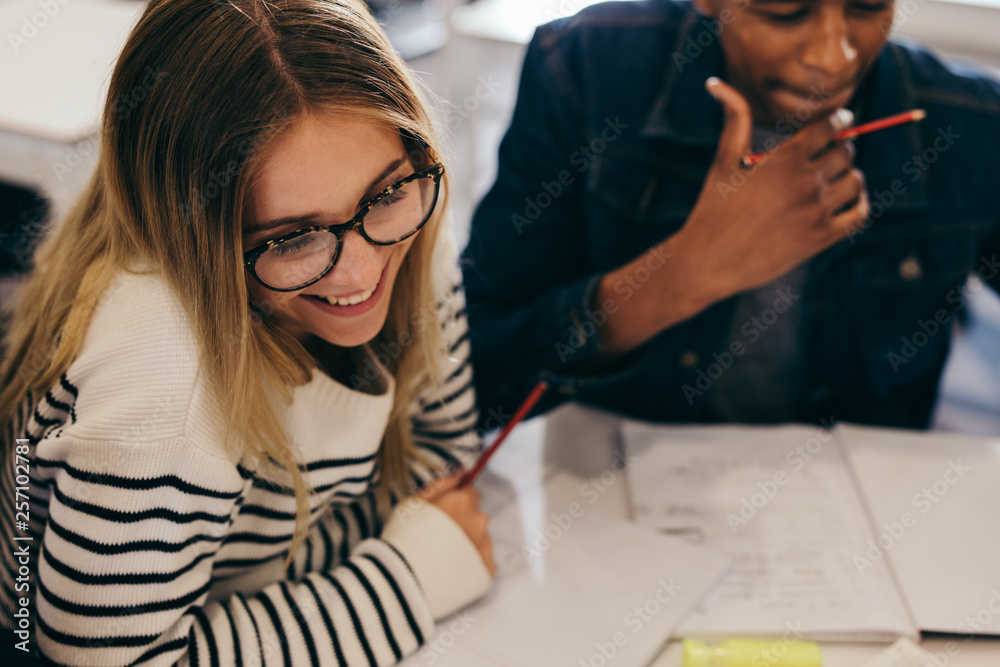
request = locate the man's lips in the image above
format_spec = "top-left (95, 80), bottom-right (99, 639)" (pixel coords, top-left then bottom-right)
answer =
top-left (768, 81), bottom-right (856, 116)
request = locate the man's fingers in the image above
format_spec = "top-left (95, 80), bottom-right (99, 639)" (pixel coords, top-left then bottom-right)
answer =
top-left (788, 108), bottom-right (853, 161)
top-left (830, 187), bottom-right (871, 237)
top-left (821, 168), bottom-right (866, 219)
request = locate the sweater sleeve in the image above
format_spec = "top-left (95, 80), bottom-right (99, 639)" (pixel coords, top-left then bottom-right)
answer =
top-left (29, 431), bottom-right (478, 667)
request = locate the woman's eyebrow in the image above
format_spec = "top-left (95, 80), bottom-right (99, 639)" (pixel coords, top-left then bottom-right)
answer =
top-left (245, 155), bottom-right (409, 234)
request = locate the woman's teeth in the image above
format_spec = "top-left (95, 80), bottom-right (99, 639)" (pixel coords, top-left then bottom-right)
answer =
top-left (325, 285), bottom-right (376, 306)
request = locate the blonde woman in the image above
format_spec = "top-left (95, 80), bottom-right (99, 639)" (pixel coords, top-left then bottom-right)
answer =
top-left (0, 0), bottom-right (494, 664)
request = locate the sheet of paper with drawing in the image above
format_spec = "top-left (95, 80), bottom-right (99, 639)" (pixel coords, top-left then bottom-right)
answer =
top-left (621, 422), bottom-right (918, 642)
top-left (399, 471), bottom-right (730, 667)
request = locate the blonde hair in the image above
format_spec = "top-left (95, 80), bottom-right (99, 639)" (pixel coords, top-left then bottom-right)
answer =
top-left (0, 0), bottom-right (449, 562)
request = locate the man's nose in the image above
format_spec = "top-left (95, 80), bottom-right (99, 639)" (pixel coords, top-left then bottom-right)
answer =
top-left (800, 9), bottom-right (859, 80)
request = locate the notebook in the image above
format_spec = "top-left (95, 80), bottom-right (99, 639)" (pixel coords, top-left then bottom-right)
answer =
top-left (622, 421), bottom-right (1000, 641)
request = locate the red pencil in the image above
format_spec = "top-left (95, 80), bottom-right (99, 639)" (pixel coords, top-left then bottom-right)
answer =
top-left (741, 108), bottom-right (927, 168)
top-left (458, 380), bottom-right (549, 488)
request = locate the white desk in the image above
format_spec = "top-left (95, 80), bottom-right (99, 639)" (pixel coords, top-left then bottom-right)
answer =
top-left (485, 403), bottom-right (1000, 666)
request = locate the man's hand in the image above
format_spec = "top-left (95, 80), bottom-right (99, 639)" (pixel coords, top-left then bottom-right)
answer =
top-left (593, 77), bottom-right (868, 355)
top-left (677, 76), bottom-right (869, 299)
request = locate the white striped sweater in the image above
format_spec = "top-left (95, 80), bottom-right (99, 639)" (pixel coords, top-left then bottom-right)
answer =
top-left (0, 269), bottom-right (490, 666)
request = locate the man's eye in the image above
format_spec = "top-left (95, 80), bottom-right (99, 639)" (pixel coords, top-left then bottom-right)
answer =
top-left (766, 8), bottom-right (810, 22)
top-left (852, 1), bottom-right (891, 12)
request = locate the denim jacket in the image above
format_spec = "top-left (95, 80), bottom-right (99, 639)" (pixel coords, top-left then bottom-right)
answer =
top-left (461, 0), bottom-right (1000, 429)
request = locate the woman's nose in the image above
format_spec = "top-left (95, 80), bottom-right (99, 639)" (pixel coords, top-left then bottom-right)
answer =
top-left (324, 229), bottom-right (382, 289)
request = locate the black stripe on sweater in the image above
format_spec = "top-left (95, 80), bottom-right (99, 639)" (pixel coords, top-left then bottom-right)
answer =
top-left (411, 422), bottom-right (479, 442)
top-left (304, 578), bottom-right (347, 667)
top-left (37, 576), bottom-right (211, 616)
top-left (361, 553), bottom-right (424, 647)
top-left (412, 441), bottom-right (463, 469)
top-left (131, 636), bottom-right (187, 665)
top-left (42, 542), bottom-right (213, 585)
top-left (279, 581), bottom-right (319, 666)
top-left (48, 481), bottom-right (231, 524)
top-left (448, 330), bottom-right (470, 355)
top-left (303, 453), bottom-right (378, 472)
top-left (420, 378), bottom-right (473, 413)
top-left (235, 592), bottom-right (265, 661)
top-left (191, 606), bottom-right (221, 667)
top-left (344, 561), bottom-right (402, 661)
top-left (319, 520), bottom-right (335, 570)
top-left (441, 357), bottom-right (471, 386)
top-left (46, 514), bottom-right (224, 555)
top-left (257, 591), bottom-right (292, 667)
top-left (43, 388), bottom-right (72, 415)
top-left (320, 571), bottom-right (377, 667)
top-left (36, 614), bottom-right (158, 648)
top-left (221, 600), bottom-right (244, 667)
top-left (331, 509), bottom-right (351, 565)
top-left (31, 459), bottom-right (242, 499)
top-left (349, 503), bottom-right (370, 540)
top-left (252, 471), bottom-right (375, 497)
top-left (188, 618), bottom-right (200, 666)
top-left (33, 406), bottom-right (61, 429)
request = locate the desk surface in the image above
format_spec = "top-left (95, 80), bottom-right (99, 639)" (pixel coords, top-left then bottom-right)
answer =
top-left (486, 403), bottom-right (1000, 666)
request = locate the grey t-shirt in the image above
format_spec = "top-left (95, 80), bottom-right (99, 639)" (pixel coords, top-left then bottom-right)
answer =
top-left (706, 126), bottom-right (810, 422)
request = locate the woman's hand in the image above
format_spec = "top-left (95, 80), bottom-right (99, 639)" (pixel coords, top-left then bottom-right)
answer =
top-left (420, 472), bottom-right (496, 577)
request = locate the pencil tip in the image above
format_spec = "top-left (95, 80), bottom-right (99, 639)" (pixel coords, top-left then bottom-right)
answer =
top-left (912, 109), bottom-right (927, 120)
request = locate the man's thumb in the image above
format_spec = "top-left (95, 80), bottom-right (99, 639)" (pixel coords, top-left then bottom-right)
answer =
top-left (705, 77), bottom-right (753, 168)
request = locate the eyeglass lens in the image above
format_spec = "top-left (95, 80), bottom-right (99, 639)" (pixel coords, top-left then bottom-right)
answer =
top-left (254, 174), bottom-right (436, 290)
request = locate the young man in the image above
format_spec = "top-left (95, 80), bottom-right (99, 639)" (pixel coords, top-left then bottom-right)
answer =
top-left (462, 0), bottom-right (1000, 428)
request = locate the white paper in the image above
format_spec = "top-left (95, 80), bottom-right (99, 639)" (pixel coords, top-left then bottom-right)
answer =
top-left (622, 422), bottom-right (917, 642)
top-left (399, 471), bottom-right (730, 667)
top-left (862, 637), bottom-right (937, 667)
top-left (838, 423), bottom-right (1000, 636)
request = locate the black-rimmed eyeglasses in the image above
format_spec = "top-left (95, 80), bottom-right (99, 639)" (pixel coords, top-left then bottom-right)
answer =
top-left (243, 163), bottom-right (444, 292)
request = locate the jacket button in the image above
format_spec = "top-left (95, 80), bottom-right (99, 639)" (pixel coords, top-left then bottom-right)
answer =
top-left (899, 256), bottom-right (922, 281)
top-left (679, 350), bottom-right (699, 369)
